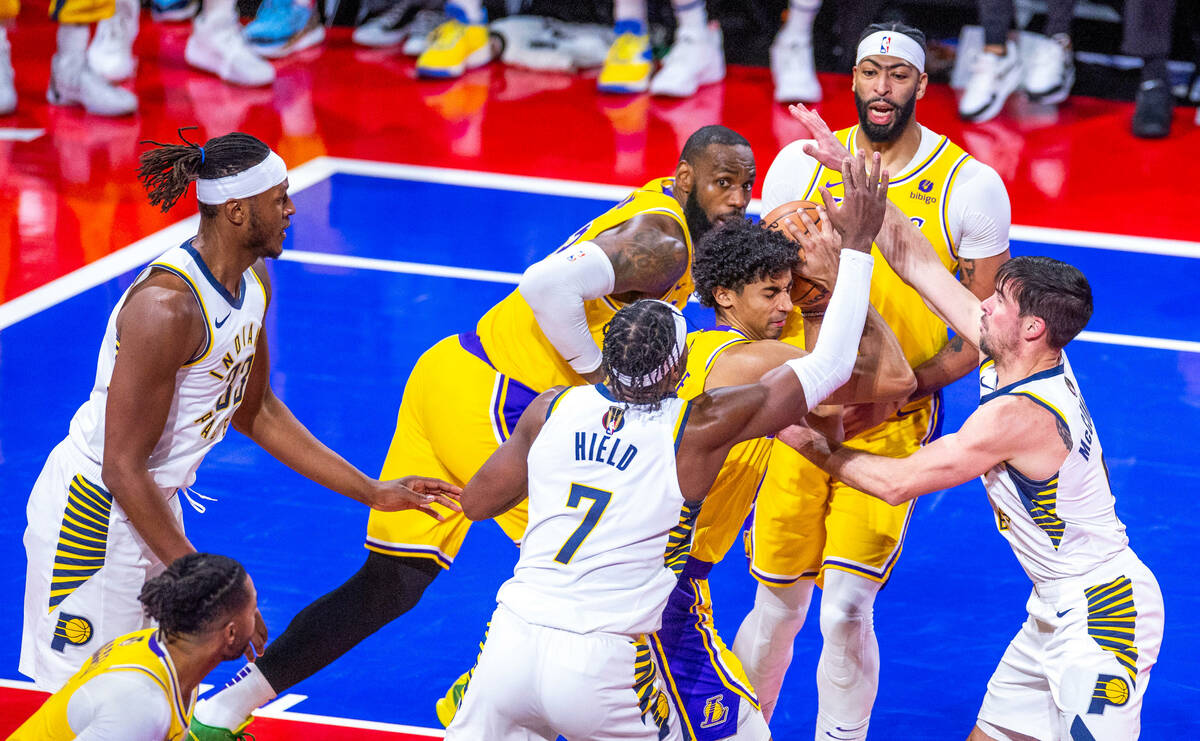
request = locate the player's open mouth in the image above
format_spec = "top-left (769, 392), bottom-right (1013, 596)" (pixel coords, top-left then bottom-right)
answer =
top-left (868, 102), bottom-right (894, 125)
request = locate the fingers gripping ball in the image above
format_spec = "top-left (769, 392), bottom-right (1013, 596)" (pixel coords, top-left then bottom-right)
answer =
top-left (761, 200), bottom-right (830, 311)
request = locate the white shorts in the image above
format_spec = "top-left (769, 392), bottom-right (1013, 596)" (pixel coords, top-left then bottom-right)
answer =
top-left (446, 604), bottom-right (683, 741)
top-left (19, 439), bottom-right (182, 691)
top-left (977, 550), bottom-right (1163, 741)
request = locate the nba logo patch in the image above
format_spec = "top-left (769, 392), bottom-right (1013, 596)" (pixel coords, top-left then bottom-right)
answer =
top-left (602, 406), bottom-right (625, 434)
top-left (879, 35), bottom-right (891, 53)
top-left (566, 249), bottom-right (587, 262)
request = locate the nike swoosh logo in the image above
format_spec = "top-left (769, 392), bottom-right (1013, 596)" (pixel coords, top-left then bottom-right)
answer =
top-left (1056, 608), bottom-right (1073, 618)
top-left (215, 312), bottom-right (231, 329)
top-left (824, 180), bottom-right (843, 190)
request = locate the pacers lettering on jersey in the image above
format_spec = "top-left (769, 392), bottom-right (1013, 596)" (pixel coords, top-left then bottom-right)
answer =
top-left (1066, 376), bottom-right (1096, 460)
top-left (574, 432), bottom-right (638, 471)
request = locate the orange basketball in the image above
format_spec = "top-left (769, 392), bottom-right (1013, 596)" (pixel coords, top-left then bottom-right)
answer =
top-left (760, 200), bottom-right (831, 312)
top-left (760, 200), bottom-right (823, 240)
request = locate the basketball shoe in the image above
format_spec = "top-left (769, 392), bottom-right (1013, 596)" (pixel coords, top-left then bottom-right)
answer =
top-left (649, 22), bottom-right (724, 98)
top-left (597, 20), bottom-right (651, 94)
top-left (186, 12), bottom-right (275, 86)
top-left (353, 0), bottom-right (431, 48)
top-left (151, 0), bottom-right (198, 22)
top-left (0, 29), bottom-right (14, 116)
top-left (434, 668), bottom-right (473, 727)
top-left (245, 0), bottom-right (324, 59)
top-left (1022, 32), bottom-right (1073, 105)
top-left (399, 9), bottom-right (444, 55)
top-left (87, 0), bottom-right (139, 83)
top-left (47, 49), bottom-right (137, 115)
top-left (770, 30), bottom-right (821, 103)
top-left (415, 3), bottom-right (493, 78)
top-left (188, 717), bottom-right (255, 740)
top-left (958, 41), bottom-right (1020, 122)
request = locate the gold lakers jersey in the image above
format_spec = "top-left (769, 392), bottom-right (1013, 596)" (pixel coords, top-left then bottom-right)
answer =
top-left (477, 178), bottom-right (693, 392)
top-left (676, 327), bottom-right (773, 564)
top-left (782, 125), bottom-right (969, 416)
top-left (10, 629), bottom-right (193, 741)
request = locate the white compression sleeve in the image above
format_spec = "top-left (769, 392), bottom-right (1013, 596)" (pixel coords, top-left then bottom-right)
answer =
top-left (785, 250), bottom-right (874, 409)
top-left (517, 241), bottom-right (616, 375)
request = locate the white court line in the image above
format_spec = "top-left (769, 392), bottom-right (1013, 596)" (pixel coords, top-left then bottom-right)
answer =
top-left (0, 678), bottom-right (42, 691)
top-left (2, 156), bottom-right (1198, 356)
top-left (0, 128), bottom-right (46, 142)
top-left (258, 692), bottom-right (310, 712)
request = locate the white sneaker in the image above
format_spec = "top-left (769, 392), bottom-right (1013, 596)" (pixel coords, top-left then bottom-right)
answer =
top-left (649, 22), bottom-right (724, 98)
top-left (958, 41), bottom-right (1020, 122)
top-left (186, 13), bottom-right (275, 86)
top-left (88, 0), bottom-right (140, 82)
top-left (47, 52), bottom-right (137, 115)
top-left (770, 31), bottom-right (820, 103)
top-left (399, 9), bottom-right (446, 56)
top-left (1022, 32), bottom-right (1073, 104)
top-left (0, 31), bottom-right (15, 115)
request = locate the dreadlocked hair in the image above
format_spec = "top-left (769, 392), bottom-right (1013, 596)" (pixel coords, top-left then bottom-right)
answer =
top-left (139, 552), bottom-right (250, 640)
top-left (137, 129), bottom-right (271, 214)
top-left (601, 299), bottom-right (683, 410)
top-left (693, 217), bottom-right (800, 308)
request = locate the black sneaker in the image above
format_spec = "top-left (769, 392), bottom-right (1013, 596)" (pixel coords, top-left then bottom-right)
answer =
top-left (1131, 79), bottom-right (1173, 139)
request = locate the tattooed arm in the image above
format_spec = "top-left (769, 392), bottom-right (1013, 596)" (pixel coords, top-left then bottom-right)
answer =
top-left (593, 212), bottom-right (690, 302)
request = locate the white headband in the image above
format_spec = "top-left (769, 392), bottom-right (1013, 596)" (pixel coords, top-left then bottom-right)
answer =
top-left (856, 30), bottom-right (925, 73)
top-left (613, 300), bottom-right (689, 389)
top-left (195, 150), bottom-right (287, 205)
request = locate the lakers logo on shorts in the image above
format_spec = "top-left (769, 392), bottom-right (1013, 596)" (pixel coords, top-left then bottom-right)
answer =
top-left (51, 612), bottom-right (94, 652)
top-left (1088, 673), bottom-right (1131, 715)
top-left (602, 406), bottom-right (626, 434)
top-left (701, 694), bottom-right (729, 728)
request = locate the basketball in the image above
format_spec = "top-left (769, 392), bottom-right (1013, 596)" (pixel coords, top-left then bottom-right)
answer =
top-left (760, 199), bottom-right (823, 240)
top-left (760, 200), bottom-right (831, 311)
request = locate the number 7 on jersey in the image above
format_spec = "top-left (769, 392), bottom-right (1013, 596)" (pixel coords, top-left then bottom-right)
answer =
top-left (553, 484), bottom-right (612, 564)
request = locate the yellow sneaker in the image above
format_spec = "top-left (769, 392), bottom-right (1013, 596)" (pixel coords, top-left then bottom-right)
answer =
top-left (415, 5), bottom-right (493, 79)
top-left (434, 669), bottom-right (473, 727)
top-left (598, 21), bottom-right (652, 94)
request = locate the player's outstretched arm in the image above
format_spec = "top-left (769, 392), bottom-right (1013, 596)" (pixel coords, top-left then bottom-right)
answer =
top-left (103, 274), bottom-right (207, 566)
top-left (231, 263), bottom-right (461, 517)
top-left (461, 389), bottom-right (557, 520)
top-left (778, 397), bottom-right (1036, 504)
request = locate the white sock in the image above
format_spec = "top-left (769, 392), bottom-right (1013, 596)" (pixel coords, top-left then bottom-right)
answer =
top-left (197, 0), bottom-right (236, 26)
top-left (447, 0), bottom-right (484, 24)
top-left (814, 570), bottom-right (880, 741)
top-left (194, 662), bottom-right (278, 730)
top-left (671, 0), bottom-right (706, 37)
top-left (780, 0), bottom-right (820, 39)
top-left (732, 581), bottom-right (814, 722)
top-left (56, 23), bottom-right (90, 60)
top-left (613, 0), bottom-right (647, 28)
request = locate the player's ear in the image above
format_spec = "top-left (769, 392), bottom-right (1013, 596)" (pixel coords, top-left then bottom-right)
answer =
top-left (712, 285), bottom-right (736, 310)
top-left (916, 71), bottom-right (928, 100)
top-left (675, 159), bottom-right (694, 194)
top-left (1024, 315), bottom-right (1047, 342)
top-left (222, 199), bottom-right (248, 227)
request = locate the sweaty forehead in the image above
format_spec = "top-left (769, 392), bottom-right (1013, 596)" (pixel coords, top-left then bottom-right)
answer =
top-left (698, 143), bottom-right (755, 175)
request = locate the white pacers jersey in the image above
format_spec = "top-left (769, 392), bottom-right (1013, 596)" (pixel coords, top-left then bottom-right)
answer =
top-left (67, 240), bottom-right (267, 492)
top-left (497, 384), bottom-right (700, 637)
top-left (979, 353), bottom-right (1129, 585)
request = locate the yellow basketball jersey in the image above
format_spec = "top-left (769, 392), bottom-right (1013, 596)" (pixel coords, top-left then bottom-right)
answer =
top-left (10, 629), bottom-right (193, 741)
top-left (676, 327), bottom-right (773, 564)
top-left (477, 178), bottom-right (693, 391)
top-left (782, 125), bottom-right (970, 418)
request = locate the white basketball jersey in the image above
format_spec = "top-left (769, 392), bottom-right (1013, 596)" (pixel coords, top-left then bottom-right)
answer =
top-left (979, 353), bottom-right (1129, 585)
top-left (68, 240), bottom-right (267, 491)
top-left (497, 385), bottom-right (699, 637)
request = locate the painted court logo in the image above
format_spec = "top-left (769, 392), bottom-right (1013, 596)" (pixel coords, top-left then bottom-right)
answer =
top-left (602, 406), bottom-right (625, 434)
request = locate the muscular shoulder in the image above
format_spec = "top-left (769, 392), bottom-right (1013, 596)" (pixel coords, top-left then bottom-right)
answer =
top-left (251, 258), bottom-right (273, 305)
top-left (762, 140), bottom-right (819, 213)
top-left (707, 341), bottom-right (803, 389)
top-left (115, 270), bottom-right (206, 364)
top-left (975, 393), bottom-right (1070, 454)
top-left (595, 214), bottom-right (688, 296)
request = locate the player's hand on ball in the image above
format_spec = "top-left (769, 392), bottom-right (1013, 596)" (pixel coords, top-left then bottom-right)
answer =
top-left (820, 149), bottom-right (889, 252)
top-left (368, 476), bottom-right (463, 519)
top-left (793, 205), bottom-right (841, 300)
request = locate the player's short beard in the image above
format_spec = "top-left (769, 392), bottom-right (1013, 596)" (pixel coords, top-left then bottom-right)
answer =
top-left (855, 88), bottom-right (917, 143)
top-left (684, 189), bottom-right (714, 243)
top-left (245, 207), bottom-right (280, 258)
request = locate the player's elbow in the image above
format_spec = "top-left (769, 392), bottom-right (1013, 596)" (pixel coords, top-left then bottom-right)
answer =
top-left (876, 477), bottom-right (920, 506)
top-left (460, 492), bottom-right (492, 521)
